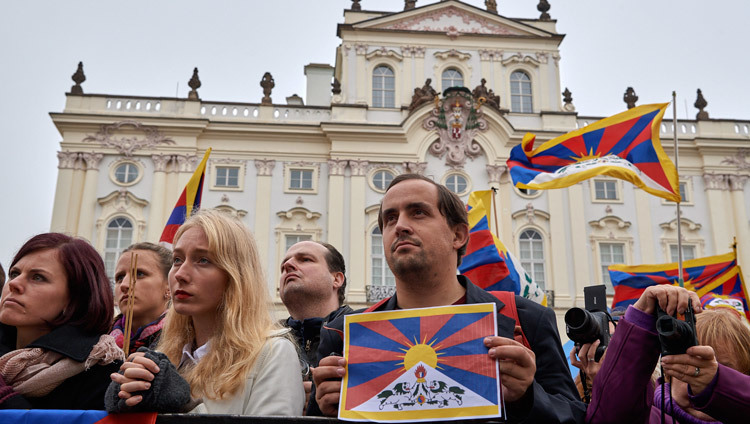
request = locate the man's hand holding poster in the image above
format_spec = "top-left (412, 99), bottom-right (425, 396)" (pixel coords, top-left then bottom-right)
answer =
top-left (339, 303), bottom-right (504, 422)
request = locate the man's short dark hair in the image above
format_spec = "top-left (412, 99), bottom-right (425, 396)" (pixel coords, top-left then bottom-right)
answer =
top-left (0, 262), bottom-right (5, 291)
top-left (377, 173), bottom-right (469, 266)
top-left (318, 242), bottom-right (347, 305)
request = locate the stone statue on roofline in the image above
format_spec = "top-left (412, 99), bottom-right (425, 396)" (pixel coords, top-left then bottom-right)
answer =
top-left (261, 72), bottom-right (275, 105)
top-left (408, 79), bottom-right (438, 112)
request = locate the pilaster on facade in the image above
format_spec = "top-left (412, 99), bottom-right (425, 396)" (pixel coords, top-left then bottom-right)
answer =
top-left (486, 164), bottom-right (506, 183)
top-left (728, 174), bottom-right (749, 191)
top-left (255, 159), bottom-right (276, 176)
top-left (327, 159), bottom-right (348, 176)
top-left (703, 173), bottom-right (733, 254)
top-left (152, 154), bottom-right (171, 172)
top-left (253, 161), bottom-right (275, 271)
top-left (568, 185), bottom-right (591, 306)
top-left (76, 153), bottom-right (105, 241)
top-left (349, 170), bottom-right (367, 304)
top-left (57, 151), bottom-right (80, 169)
top-left (52, 152), bottom-right (82, 232)
top-left (81, 152), bottom-right (104, 170)
top-left (634, 189), bottom-right (655, 263)
top-left (402, 161), bottom-right (427, 175)
top-left (349, 160), bottom-right (369, 176)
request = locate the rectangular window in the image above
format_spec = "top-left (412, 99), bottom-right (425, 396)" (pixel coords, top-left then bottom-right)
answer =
top-left (670, 245), bottom-right (696, 263)
top-left (600, 242), bottom-right (625, 292)
top-left (289, 169), bottom-right (313, 190)
top-left (285, 234), bottom-right (312, 251)
top-left (215, 167), bottom-right (239, 187)
top-left (594, 180), bottom-right (618, 200)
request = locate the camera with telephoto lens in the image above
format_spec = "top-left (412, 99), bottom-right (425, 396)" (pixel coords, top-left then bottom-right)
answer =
top-left (565, 285), bottom-right (611, 362)
top-left (655, 298), bottom-right (698, 356)
top-left (565, 307), bottom-right (610, 361)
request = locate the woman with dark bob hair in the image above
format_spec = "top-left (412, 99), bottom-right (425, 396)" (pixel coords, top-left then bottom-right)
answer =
top-left (0, 233), bottom-right (124, 409)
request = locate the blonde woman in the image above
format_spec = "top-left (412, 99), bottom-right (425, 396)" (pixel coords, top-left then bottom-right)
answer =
top-left (107, 210), bottom-right (304, 415)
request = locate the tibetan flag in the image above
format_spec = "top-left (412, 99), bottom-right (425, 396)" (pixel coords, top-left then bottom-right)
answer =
top-left (507, 103), bottom-right (681, 202)
top-left (159, 148), bottom-right (211, 246)
top-left (339, 303), bottom-right (502, 422)
top-left (0, 410), bottom-right (156, 424)
top-left (609, 251), bottom-right (749, 320)
top-left (458, 190), bottom-right (546, 305)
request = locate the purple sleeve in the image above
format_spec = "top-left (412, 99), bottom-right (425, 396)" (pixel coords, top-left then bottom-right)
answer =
top-left (689, 363), bottom-right (750, 423)
top-left (623, 305), bottom-right (657, 333)
top-left (586, 311), bottom-right (661, 423)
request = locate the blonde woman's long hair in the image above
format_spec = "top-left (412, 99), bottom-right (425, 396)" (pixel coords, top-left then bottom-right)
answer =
top-left (157, 209), bottom-right (280, 399)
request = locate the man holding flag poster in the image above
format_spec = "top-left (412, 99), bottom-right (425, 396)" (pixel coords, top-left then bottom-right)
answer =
top-left (310, 174), bottom-right (584, 423)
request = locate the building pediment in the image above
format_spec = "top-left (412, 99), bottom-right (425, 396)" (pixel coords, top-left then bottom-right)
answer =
top-left (351, 2), bottom-right (550, 38)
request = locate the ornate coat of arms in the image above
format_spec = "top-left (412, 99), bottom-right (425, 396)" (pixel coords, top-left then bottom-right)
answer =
top-left (424, 87), bottom-right (488, 168)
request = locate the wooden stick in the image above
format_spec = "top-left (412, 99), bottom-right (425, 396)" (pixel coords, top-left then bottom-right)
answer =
top-left (123, 252), bottom-right (138, 357)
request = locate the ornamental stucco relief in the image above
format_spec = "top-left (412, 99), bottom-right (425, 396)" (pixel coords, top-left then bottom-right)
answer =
top-left (383, 6), bottom-right (523, 36)
top-left (82, 120), bottom-right (175, 157)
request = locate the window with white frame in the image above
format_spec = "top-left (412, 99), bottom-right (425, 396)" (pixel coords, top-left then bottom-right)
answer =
top-left (371, 227), bottom-right (395, 286)
top-left (289, 169), bottom-right (313, 190)
top-left (510, 71), bottom-right (533, 113)
top-left (104, 217), bottom-right (133, 280)
top-left (442, 68), bottom-right (463, 89)
top-left (215, 166), bottom-right (239, 188)
top-left (669, 244), bottom-right (696, 262)
top-left (599, 242), bottom-right (625, 292)
top-left (114, 163), bottom-right (139, 184)
top-left (372, 66), bottom-right (395, 108)
top-left (371, 169), bottom-right (395, 192)
top-left (665, 180), bottom-right (691, 204)
top-left (444, 173), bottom-right (468, 195)
top-left (594, 180), bottom-right (619, 201)
top-left (285, 234), bottom-right (313, 251)
top-left (519, 230), bottom-right (545, 289)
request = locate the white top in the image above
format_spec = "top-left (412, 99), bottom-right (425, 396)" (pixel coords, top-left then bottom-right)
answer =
top-left (189, 334), bottom-right (305, 416)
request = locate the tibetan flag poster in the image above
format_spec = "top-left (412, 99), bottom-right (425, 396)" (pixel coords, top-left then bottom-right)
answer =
top-left (609, 251), bottom-right (749, 320)
top-left (507, 103), bottom-right (681, 202)
top-left (339, 303), bottom-right (503, 422)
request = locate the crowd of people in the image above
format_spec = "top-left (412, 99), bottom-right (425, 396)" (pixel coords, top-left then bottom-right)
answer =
top-left (0, 173), bottom-right (747, 423)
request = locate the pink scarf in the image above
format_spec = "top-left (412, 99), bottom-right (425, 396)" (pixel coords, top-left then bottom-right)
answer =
top-left (0, 334), bottom-right (123, 397)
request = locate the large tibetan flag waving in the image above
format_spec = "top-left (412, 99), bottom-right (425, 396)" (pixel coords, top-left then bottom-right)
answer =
top-left (159, 148), bottom-right (211, 246)
top-left (609, 251), bottom-right (750, 320)
top-left (507, 103), bottom-right (681, 202)
top-left (458, 190), bottom-right (546, 305)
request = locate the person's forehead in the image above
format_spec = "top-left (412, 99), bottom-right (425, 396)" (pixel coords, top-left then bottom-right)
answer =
top-left (382, 179), bottom-right (439, 208)
top-left (285, 241), bottom-right (326, 260)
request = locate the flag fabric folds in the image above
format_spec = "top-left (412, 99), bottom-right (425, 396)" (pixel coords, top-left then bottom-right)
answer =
top-left (507, 103), bottom-right (681, 202)
top-left (458, 190), bottom-right (546, 305)
top-left (609, 251), bottom-right (750, 320)
top-left (159, 148), bottom-right (212, 246)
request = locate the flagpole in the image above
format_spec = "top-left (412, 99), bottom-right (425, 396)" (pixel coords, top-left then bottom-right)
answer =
top-left (490, 187), bottom-right (500, 239)
top-left (673, 91), bottom-right (684, 288)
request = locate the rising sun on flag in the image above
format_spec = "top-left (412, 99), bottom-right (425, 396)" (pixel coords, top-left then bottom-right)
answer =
top-left (339, 304), bottom-right (502, 422)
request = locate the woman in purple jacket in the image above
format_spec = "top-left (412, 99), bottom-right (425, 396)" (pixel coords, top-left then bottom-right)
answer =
top-left (586, 285), bottom-right (750, 424)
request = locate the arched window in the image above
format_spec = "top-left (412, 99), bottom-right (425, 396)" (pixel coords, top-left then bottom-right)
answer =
top-left (372, 66), bottom-right (395, 108)
top-left (104, 217), bottom-right (133, 279)
top-left (519, 229), bottom-right (545, 289)
top-left (510, 71), bottom-right (533, 113)
top-left (442, 68), bottom-right (463, 89)
top-left (371, 227), bottom-right (395, 287)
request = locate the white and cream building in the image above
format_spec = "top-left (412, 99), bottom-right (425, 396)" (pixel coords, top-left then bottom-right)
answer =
top-left (48, 1), bottom-right (750, 336)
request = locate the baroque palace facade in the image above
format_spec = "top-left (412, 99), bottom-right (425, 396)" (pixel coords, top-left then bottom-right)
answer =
top-left (49, 1), bottom-right (750, 335)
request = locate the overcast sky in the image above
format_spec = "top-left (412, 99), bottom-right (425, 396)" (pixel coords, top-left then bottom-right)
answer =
top-left (0, 0), bottom-right (748, 266)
